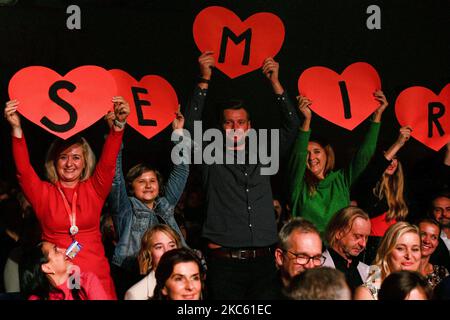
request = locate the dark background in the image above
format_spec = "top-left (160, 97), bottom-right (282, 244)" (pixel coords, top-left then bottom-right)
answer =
top-left (0, 0), bottom-right (449, 199)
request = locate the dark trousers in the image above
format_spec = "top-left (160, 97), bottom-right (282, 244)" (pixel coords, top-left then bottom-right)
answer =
top-left (110, 264), bottom-right (142, 300)
top-left (206, 253), bottom-right (278, 300)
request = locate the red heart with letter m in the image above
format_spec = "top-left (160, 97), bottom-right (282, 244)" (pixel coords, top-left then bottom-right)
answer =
top-left (395, 84), bottom-right (450, 151)
top-left (110, 69), bottom-right (178, 139)
top-left (298, 62), bottom-right (381, 130)
top-left (8, 66), bottom-right (116, 139)
top-left (193, 6), bottom-right (285, 79)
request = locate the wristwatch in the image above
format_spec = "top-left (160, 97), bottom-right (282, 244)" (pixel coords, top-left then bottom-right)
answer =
top-left (113, 119), bottom-right (126, 129)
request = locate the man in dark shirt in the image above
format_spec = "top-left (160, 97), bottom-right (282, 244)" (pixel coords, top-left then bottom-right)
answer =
top-left (184, 51), bottom-right (299, 299)
top-left (323, 206), bottom-right (371, 291)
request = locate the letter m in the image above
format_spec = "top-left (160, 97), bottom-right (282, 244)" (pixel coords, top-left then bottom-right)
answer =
top-left (218, 27), bottom-right (252, 65)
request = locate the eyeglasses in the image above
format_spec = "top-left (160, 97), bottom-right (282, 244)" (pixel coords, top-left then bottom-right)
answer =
top-left (283, 250), bottom-right (326, 266)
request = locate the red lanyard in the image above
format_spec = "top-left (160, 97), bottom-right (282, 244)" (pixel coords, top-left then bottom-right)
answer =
top-left (56, 183), bottom-right (79, 236)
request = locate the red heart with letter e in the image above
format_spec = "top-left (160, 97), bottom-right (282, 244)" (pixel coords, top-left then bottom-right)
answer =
top-left (8, 66), bottom-right (116, 139)
top-left (395, 84), bottom-right (450, 151)
top-left (298, 62), bottom-right (382, 130)
top-left (110, 69), bottom-right (178, 139)
top-left (193, 6), bottom-right (285, 79)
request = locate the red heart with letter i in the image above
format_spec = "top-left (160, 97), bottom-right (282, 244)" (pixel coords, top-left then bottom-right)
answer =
top-left (110, 69), bottom-right (178, 139)
top-left (298, 62), bottom-right (381, 130)
top-left (395, 84), bottom-right (450, 151)
top-left (8, 66), bottom-right (116, 139)
top-left (193, 6), bottom-right (285, 79)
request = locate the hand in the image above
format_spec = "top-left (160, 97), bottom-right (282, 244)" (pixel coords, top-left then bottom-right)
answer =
top-left (396, 126), bottom-right (412, 146)
top-left (4, 100), bottom-right (21, 129)
top-left (172, 105), bottom-right (185, 130)
top-left (373, 90), bottom-right (388, 115)
top-left (198, 51), bottom-right (215, 80)
top-left (104, 111), bottom-right (115, 129)
top-left (296, 95), bottom-right (312, 120)
top-left (112, 96), bottom-right (130, 122)
top-left (261, 57), bottom-right (279, 83)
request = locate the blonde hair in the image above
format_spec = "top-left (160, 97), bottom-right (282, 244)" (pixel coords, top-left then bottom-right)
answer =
top-left (325, 206), bottom-right (369, 248)
top-left (305, 142), bottom-right (335, 195)
top-left (373, 160), bottom-right (408, 221)
top-left (44, 135), bottom-right (96, 184)
top-left (373, 222), bottom-right (420, 280)
top-left (137, 224), bottom-right (182, 275)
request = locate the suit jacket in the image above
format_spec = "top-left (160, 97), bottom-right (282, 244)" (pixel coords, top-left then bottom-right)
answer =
top-left (322, 249), bottom-right (370, 282)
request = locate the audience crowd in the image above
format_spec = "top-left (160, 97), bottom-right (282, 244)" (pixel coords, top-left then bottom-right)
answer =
top-left (1, 53), bottom-right (449, 300)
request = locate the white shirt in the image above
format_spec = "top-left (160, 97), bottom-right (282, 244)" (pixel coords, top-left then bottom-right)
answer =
top-left (124, 271), bottom-right (156, 300)
top-left (441, 230), bottom-right (450, 252)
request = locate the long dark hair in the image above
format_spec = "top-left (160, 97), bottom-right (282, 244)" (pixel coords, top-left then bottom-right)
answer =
top-left (152, 248), bottom-right (205, 300)
top-left (20, 242), bottom-right (84, 300)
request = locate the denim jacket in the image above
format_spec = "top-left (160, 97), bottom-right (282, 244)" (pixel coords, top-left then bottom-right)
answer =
top-left (109, 133), bottom-right (189, 271)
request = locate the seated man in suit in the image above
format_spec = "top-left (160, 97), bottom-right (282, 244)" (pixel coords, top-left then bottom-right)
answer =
top-left (323, 206), bottom-right (371, 291)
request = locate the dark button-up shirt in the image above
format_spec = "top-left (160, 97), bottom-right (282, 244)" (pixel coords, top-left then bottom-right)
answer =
top-left (185, 86), bottom-right (299, 247)
top-left (328, 248), bottom-right (364, 291)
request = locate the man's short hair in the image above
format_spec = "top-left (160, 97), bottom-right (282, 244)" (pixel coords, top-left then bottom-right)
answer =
top-left (217, 99), bottom-right (251, 125)
top-left (278, 218), bottom-right (320, 251)
top-left (428, 189), bottom-right (450, 219)
top-left (325, 206), bottom-right (370, 248)
top-left (284, 267), bottom-right (351, 300)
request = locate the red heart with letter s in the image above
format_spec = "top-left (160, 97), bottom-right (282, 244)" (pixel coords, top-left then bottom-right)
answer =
top-left (193, 6), bottom-right (285, 79)
top-left (298, 62), bottom-right (381, 130)
top-left (395, 84), bottom-right (450, 151)
top-left (8, 66), bottom-right (116, 139)
top-left (110, 69), bottom-right (178, 139)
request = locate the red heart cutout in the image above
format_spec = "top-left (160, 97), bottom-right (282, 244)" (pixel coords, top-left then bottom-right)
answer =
top-left (395, 84), bottom-right (450, 151)
top-left (8, 66), bottom-right (116, 140)
top-left (110, 69), bottom-right (178, 139)
top-left (193, 6), bottom-right (285, 79)
top-left (298, 62), bottom-right (382, 130)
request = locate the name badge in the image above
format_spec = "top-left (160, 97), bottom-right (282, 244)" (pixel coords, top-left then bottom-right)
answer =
top-left (65, 240), bottom-right (82, 259)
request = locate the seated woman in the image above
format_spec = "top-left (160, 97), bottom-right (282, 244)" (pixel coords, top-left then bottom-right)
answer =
top-left (107, 110), bottom-right (189, 297)
top-left (152, 248), bottom-right (205, 300)
top-left (417, 218), bottom-right (449, 289)
top-left (124, 224), bottom-right (182, 300)
top-left (20, 241), bottom-right (111, 300)
top-left (354, 222), bottom-right (421, 300)
top-left (289, 92), bottom-right (387, 234)
top-left (378, 271), bottom-right (432, 300)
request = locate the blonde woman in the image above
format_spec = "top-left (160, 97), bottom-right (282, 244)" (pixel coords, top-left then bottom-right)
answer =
top-left (354, 222), bottom-right (421, 300)
top-left (124, 225), bottom-right (181, 300)
top-left (289, 92), bottom-right (388, 234)
top-left (5, 97), bottom-right (130, 299)
top-left (352, 126), bottom-right (411, 264)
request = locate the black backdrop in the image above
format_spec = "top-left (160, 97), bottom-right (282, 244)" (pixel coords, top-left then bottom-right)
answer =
top-left (0, 0), bottom-right (449, 197)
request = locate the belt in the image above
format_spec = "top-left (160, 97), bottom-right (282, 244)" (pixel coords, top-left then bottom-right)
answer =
top-left (207, 246), bottom-right (274, 260)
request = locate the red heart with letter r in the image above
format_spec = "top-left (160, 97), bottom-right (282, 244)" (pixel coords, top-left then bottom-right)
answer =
top-left (8, 66), bottom-right (116, 139)
top-left (298, 62), bottom-right (382, 130)
top-left (395, 84), bottom-right (450, 151)
top-left (110, 69), bottom-right (178, 139)
top-left (193, 6), bottom-right (285, 79)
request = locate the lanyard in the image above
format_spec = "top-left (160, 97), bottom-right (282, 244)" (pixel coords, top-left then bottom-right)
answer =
top-left (56, 183), bottom-right (79, 237)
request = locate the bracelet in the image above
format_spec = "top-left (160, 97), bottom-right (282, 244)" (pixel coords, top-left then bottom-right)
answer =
top-left (113, 119), bottom-right (127, 129)
top-left (198, 77), bottom-right (210, 84)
